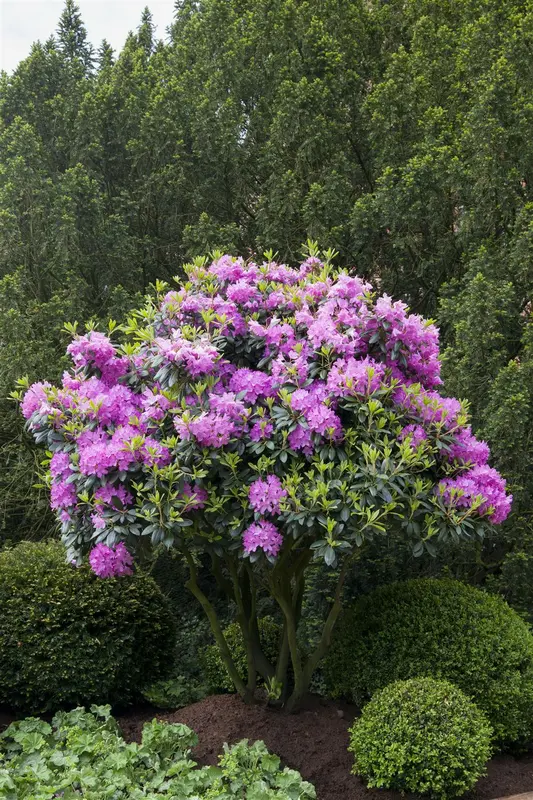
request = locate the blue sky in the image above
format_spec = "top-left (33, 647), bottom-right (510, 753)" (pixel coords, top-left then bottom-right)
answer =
top-left (0, 0), bottom-right (176, 73)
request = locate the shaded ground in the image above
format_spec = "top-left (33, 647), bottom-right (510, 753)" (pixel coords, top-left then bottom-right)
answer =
top-left (117, 693), bottom-right (533, 800)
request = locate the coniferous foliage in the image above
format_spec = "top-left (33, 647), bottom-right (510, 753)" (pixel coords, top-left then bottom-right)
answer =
top-left (57, 0), bottom-right (94, 70)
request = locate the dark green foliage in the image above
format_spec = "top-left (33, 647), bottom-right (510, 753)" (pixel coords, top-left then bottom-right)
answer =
top-left (202, 618), bottom-right (281, 692)
top-left (142, 674), bottom-right (209, 710)
top-left (301, 540), bottom-right (494, 701)
top-left (300, 540), bottom-right (470, 651)
top-left (0, 541), bottom-right (177, 713)
top-left (141, 611), bottom-right (213, 709)
top-left (143, 549), bottom-right (234, 708)
top-left (324, 578), bottom-right (533, 749)
top-left (0, 276), bottom-right (79, 545)
top-left (149, 548), bottom-right (220, 620)
top-left (349, 678), bottom-right (493, 799)
top-left (486, 530), bottom-right (533, 619)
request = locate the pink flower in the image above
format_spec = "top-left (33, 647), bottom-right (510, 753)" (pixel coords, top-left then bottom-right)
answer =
top-left (227, 280), bottom-right (261, 307)
top-left (288, 425), bottom-right (313, 454)
top-left (326, 357), bottom-right (385, 397)
top-left (265, 262), bottom-right (301, 284)
top-left (155, 336), bottom-right (219, 376)
top-left (209, 255), bottom-right (248, 283)
top-left (327, 272), bottom-right (369, 301)
top-left (91, 513), bottom-right (107, 531)
top-left (50, 479), bottom-right (77, 511)
top-left (21, 382), bottom-right (51, 419)
top-left (249, 475), bottom-right (287, 515)
top-left (78, 435), bottom-right (115, 477)
top-left (209, 391), bottom-right (247, 419)
top-left (181, 482), bottom-right (208, 509)
top-left (399, 424), bottom-right (428, 448)
top-left (141, 387), bottom-right (174, 425)
top-left (305, 405), bottom-right (342, 438)
top-left (93, 485), bottom-right (133, 525)
top-left (438, 465), bottom-right (512, 525)
top-left (50, 452), bottom-right (71, 478)
top-left (299, 256), bottom-right (324, 276)
top-left (446, 426), bottom-right (490, 467)
top-left (290, 382), bottom-right (328, 413)
top-left (250, 420), bottom-right (274, 441)
top-left (393, 387), bottom-right (462, 429)
top-left (192, 413), bottom-right (236, 446)
top-left (49, 451), bottom-right (77, 511)
top-left (243, 520), bottom-right (283, 557)
top-left (89, 542), bottom-right (134, 577)
top-left (229, 369), bottom-right (275, 403)
top-left (67, 332), bottom-right (128, 385)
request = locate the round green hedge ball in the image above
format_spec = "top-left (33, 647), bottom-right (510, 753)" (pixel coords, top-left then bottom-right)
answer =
top-left (349, 677), bottom-right (493, 799)
top-left (324, 578), bottom-right (533, 749)
top-left (0, 541), bottom-right (177, 713)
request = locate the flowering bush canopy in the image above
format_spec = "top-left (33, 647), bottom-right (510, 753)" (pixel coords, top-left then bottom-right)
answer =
top-left (20, 251), bottom-right (511, 565)
top-left (18, 248), bottom-right (512, 707)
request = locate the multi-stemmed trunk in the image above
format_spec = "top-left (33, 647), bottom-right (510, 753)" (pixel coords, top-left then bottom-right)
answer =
top-left (182, 541), bottom-right (353, 712)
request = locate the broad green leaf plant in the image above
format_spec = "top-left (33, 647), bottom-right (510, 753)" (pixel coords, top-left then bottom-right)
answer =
top-left (0, 706), bottom-right (315, 799)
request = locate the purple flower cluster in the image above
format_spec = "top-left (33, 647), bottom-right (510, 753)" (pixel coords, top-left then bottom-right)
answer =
top-left (155, 335), bottom-right (219, 376)
top-left (88, 542), bottom-right (134, 577)
top-left (243, 520), bottom-right (284, 557)
top-left (399, 424), bottom-right (428, 448)
top-left (21, 253), bottom-right (513, 568)
top-left (49, 451), bottom-right (77, 515)
top-left (78, 427), bottom-right (171, 477)
top-left (438, 466), bottom-right (512, 525)
top-left (393, 386), bottom-right (462, 428)
top-left (229, 369), bottom-right (275, 403)
top-left (327, 357), bottom-right (385, 397)
top-left (446, 427), bottom-right (490, 467)
top-left (181, 482), bottom-right (208, 509)
top-left (21, 381), bottom-right (51, 419)
top-left (67, 332), bottom-right (128, 385)
top-left (91, 485), bottom-right (133, 530)
top-left (175, 412), bottom-right (238, 447)
top-left (249, 475), bottom-right (287, 515)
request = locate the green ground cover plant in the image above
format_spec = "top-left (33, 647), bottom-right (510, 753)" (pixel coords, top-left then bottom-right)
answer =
top-left (0, 705), bottom-right (316, 800)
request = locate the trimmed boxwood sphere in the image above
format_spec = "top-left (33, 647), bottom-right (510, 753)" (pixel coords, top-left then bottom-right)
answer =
top-left (0, 541), bottom-right (177, 712)
top-left (324, 578), bottom-right (533, 749)
top-left (349, 677), bottom-right (493, 799)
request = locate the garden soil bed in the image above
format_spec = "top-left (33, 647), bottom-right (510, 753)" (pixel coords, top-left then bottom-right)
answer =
top-left (117, 693), bottom-right (533, 800)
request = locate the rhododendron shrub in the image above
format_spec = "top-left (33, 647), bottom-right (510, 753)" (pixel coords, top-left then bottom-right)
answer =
top-left (18, 248), bottom-right (512, 710)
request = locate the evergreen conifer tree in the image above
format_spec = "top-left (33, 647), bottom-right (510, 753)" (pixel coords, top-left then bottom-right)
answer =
top-left (57, 0), bottom-right (94, 71)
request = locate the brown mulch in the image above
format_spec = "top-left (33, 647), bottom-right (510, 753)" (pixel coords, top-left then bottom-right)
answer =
top-left (116, 693), bottom-right (533, 800)
top-left (1, 693), bottom-right (532, 799)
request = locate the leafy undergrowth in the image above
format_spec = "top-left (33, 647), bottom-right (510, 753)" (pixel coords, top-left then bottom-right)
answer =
top-left (0, 705), bottom-right (316, 799)
top-left (142, 674), bottom-right (210, 711)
